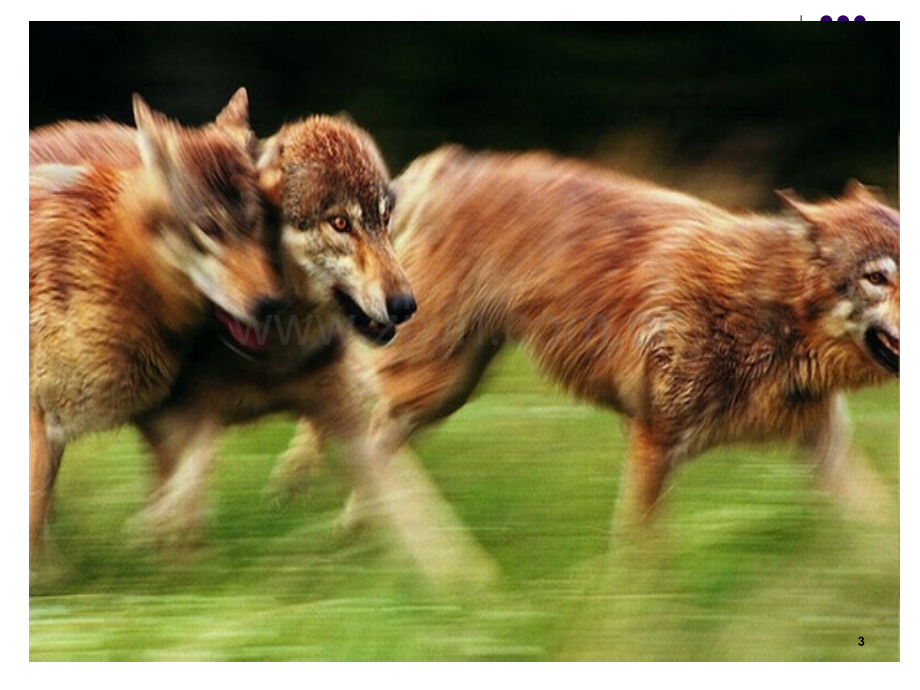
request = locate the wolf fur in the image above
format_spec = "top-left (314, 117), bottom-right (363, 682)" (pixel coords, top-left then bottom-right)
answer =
top-left (29, 90), bottom-right (280, 562)
top-left (280, 145), bottom-right (899, 539)
top-left (126, 116), bottom-right (502, 586)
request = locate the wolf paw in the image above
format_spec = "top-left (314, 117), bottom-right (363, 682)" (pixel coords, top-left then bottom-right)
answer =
top-left (124, 495), bottom-right (209, 551)
top-left (264, 432), bottom-right (328, 506)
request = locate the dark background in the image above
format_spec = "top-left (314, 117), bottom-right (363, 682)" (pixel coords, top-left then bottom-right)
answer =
top-left (30, 22), bottom-right (899, 206)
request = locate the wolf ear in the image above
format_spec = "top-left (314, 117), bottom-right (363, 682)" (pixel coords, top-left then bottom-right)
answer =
top-left (133, 93), bottom-right (173, 177)
top-left (843, 179), bottom-right (883, 203)
top-left (216, 87), bottom-right (250, 129)
top-left (214, 87), bottom-right (255, 152)
top-left (776, 187), bottom-right (833, 252)
top-left (256, 133), bottom-right (284, 206)
top-left (333, 110), bottom-right (357, 125)
top-left (776, 188), bottom-right (822, 225)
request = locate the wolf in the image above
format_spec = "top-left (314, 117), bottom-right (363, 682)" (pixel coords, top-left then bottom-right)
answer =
top-left (277, 145), bottom-right (899, 541)
top-left (29, 90), bottom-right (281, 562)
top-left (132, 119), bottom-right (508, 585)
top-left (125, 114), bottom-right (504, 580)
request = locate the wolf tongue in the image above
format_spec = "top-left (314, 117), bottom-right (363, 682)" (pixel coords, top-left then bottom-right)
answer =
top-left (214, 307), bottom-right (269, 351)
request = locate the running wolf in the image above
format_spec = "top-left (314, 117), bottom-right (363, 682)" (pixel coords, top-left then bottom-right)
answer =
top-left (280, 145), bottom-right (899, 537)
top-left (125, 115), bottom-right (506, 585)
top-left (29, 90), bottom-right (281, 562)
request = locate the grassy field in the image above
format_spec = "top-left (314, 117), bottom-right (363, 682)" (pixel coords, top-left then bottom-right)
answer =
top-left (28, 349), bottom-right (899, 661)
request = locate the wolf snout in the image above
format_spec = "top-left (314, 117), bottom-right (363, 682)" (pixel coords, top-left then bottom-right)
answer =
top-left (254, 296), bottom-right (285, 324)
top-left (386, 293), bottom-right (417, 324)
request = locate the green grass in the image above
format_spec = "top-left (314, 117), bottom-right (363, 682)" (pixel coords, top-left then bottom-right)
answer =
top-left (29, 349), bottom-right (900, 661)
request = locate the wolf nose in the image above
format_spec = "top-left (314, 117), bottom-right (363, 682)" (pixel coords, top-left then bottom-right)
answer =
top-left (387, 293), bottom-right (417, 324)
top-left (254, 297), bottom-right (285, 323)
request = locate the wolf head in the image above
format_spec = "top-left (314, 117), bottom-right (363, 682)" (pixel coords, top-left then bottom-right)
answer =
top-left (133, 88), bottom-right (281, 332)
top-left (780, 181), bottom-right (900, 379)
top-left (257, 115), bottom-right (416, 344)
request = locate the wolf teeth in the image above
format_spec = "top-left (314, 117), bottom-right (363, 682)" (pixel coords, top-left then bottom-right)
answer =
top-left (879, 330), bottom-right (900, 356)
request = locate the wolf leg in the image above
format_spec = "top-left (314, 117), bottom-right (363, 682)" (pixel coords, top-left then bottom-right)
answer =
top-left (273, 319), bottom-right (500, 504)
top-left (334, 426), bottom-right (501, 589)
top-left (805, 392), bottom-right (892, 519)
top-left (29, 404), bottom-right (63, 564)
top-left (310, 350), bottom-right (500, 588)
top-left (615, 421), bottom-right (674, 533)
top-left (133, 411), bottom-right (220, 546)
top-left (265, 417), bottom-right (328, 504)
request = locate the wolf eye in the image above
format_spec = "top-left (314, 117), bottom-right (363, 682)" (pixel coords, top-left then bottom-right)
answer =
top-left (865, 271), bottom-right (888, 286)
top-left (190, 218), bottom-right (225, 250)
top-left (197, 218), bottom-right (224, 239)
top-left (329, 215), bottom-right (351, 233)
top-left (381, 209), bottom-right (391, 227)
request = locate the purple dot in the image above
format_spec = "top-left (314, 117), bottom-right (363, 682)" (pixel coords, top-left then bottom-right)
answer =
top-left (838, 15), bottom-right (849, 20)
top-left (855, 15), bottom-right (866, 20)
top-left (821, 15), bottom-right (832, 20)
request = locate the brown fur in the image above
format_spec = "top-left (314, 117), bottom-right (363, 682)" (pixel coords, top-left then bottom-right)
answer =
top-left (127, 116), bottom-right (412, 538)
top-left (29, 91), bottom-right (280, 563)
top-left (282, 146), bottom-right (899, 537)
top-left (133, 120), bottom-right (504, 586)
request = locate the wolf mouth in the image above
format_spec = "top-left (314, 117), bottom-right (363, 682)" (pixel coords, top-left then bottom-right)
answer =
top-left (866, 327), bottom-right (899, 376)
top-left (334, 289), bottom-right (396, 345)
top-left (213, 305), bottom-right (272, 359)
